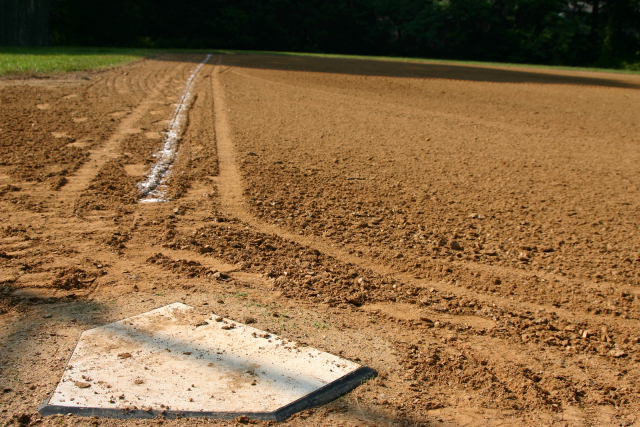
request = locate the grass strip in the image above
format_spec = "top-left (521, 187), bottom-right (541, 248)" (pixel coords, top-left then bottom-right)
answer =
top-left (0, 47), bottom-right (154, 76)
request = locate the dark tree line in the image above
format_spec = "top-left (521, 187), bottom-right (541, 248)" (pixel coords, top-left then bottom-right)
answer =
top-left (49, 0), bottom-right (640, 68)
top-left (1, 0), bottom-right (50, 46)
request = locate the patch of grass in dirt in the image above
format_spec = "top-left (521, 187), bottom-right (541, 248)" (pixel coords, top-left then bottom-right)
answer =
top-left (312, 319), bottom-right (332, 329)
top-left (69, 301), bottom-right (105, 314)
top-left (0, 47), bottom-right (154, 76)
top-left (231, 291), bottom-right (248, 298)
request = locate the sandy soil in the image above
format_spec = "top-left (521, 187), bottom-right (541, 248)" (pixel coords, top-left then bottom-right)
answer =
top-left (1, 53), bottom-right (640, 427)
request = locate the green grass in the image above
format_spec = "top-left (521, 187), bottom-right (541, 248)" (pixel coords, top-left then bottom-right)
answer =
top-left (0, 47), bottom-right (154, 76)
top-left (2, 46), bottom-right (638, 78)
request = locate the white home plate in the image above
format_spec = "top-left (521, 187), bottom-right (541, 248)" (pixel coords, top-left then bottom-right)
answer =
top-left (39, 303), bottom-right (375, 421)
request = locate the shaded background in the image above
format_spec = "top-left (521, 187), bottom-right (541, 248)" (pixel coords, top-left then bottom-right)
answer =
top-left (3, 0), bottom-right (640, 69)
top-left (0, 0), bottom-right (50, 47)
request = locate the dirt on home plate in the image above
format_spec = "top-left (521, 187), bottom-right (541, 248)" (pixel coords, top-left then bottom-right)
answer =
top-left (1, 53), bottom-right (640, 427)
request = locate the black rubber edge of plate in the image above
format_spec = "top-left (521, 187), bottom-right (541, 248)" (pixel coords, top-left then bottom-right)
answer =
top-left (273, 366), bottom-right (377, 421)
top-left (38, 366), bottom-right (377, 422)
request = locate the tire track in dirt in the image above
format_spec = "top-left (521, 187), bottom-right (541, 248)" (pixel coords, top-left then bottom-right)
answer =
top-left (213, 61), bottom-right (394, 275)
top-left (213, 60), bottom-right (432, 279)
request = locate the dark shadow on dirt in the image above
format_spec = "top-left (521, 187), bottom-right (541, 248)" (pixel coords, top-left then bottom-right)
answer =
top-left (0, 285), bottom-right (115, 341)
top-left (151, 52), bottom-right (640, 89)
top-left (0, 286), bottom-right (118, 417)
top-left (326, 399), bottom-right (448, 427)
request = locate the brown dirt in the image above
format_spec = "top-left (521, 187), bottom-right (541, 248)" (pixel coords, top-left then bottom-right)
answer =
top-left (1, 53), bottom-right (640, 427)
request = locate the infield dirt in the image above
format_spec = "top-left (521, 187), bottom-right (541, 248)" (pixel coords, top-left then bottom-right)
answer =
top-left (1, 53), bottom-right (640, 427)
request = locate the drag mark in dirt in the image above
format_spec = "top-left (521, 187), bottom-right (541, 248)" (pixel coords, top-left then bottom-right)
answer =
top-left (138, 54), bottom-right (213, 202)
top-left (210, 62), bottom-right (437, 284)
top-left (212, 60), bottom-right (246, 216)
top-left (211, 62), bottom-right (477, 297)
top-left (212, 62), bottom-right (341, 251)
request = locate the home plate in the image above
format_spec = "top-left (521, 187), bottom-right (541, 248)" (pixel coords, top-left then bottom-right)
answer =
top-left (39, 303), bottom-right (376, 421)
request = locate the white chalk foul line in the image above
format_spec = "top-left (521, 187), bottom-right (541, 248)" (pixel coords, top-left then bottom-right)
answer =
top-left (138, 54), bottom-right (213, 203)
